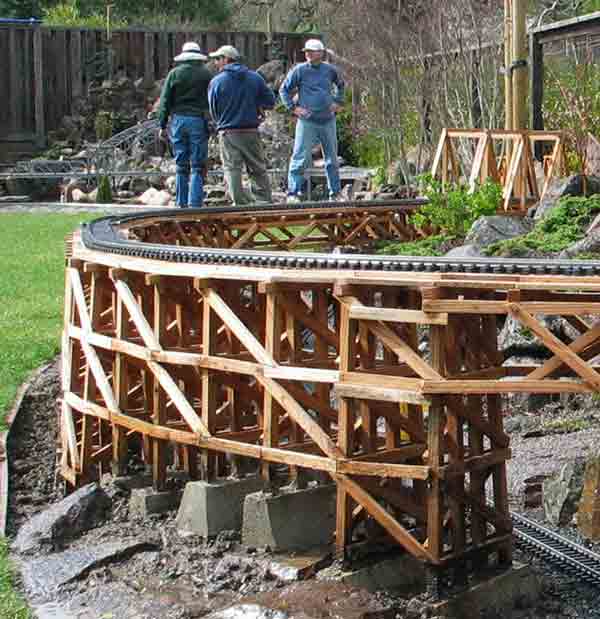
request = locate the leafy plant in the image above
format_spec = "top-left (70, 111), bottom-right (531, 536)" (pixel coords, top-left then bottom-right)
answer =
top-left (485, 195), bottom-right (600, 257)
top-left (410, 174), bottom-right (502, 237)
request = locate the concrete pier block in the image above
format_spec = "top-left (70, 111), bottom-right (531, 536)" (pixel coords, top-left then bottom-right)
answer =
top-left (242, 485), bottom-right (336, 551)
top-left (433, 562), bottom-right (540, 619)
top-left (317, 554), bottom-right (425, 591)
top-left (129, 487), bottom-right (182, 518)
top-left (176, 476), bottom-right (264, 538)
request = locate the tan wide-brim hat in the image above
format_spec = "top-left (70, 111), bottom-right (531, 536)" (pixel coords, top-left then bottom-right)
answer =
top-left (174, 41), bottom-right (208, 62)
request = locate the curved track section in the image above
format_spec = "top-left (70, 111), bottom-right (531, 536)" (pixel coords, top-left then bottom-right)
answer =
top-left (80, 199), bottom-right (600, 276)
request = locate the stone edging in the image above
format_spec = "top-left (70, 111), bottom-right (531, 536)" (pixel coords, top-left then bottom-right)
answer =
top-left (0, 362), bottom-right (53, 538)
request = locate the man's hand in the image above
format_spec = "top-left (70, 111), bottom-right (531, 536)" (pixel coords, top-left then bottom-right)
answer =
top-left (293, 106), bottom-right (311, 118)
top-left (330, 103), bottom-right (342, 114)
top-left (158, 127), bottom-right (168, 141)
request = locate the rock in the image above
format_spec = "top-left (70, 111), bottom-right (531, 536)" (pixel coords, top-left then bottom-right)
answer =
top-left (560, 228), bottom-right (600, 258)
top-left (71, 188), bottom-right (89, 203)
top-left (205, 605), bottom-right (288, 619)
top-left (88, 188), bottom-right (98, 202)
top-left (21, 538), bottom-right (159, 597)
top-left (138, 187), bottom-right (171, 206)
top-left (444, 243), bottom-right (485, 258)
top-left (543, 458), bottom-right (586, 526)
top-left (464, 215), bottom-right (532, 248)
top-left (164, 176), bottom-right (176, 193)
top-left (534, 175), bottom-right (600, 221)
top-left (130, 177), bottom-right (151, 194)
top-left (13, 483), bottom-right (111, 555)
top-left (257, 59), bottom-right (286, 86)
top-left (499, 315), bottom-right (578, 359)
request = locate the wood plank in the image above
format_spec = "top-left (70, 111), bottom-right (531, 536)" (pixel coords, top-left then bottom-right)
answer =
top-left (336, 474), bottom-right (432, 562)
top-left (510, 304), bottom-right (600, 390)
top-left (348, 306), bottom-right (448, 325)
top-left (337, 460), bottom-right (430, 480)
top-left (335, 383), bottom-right (429, 405)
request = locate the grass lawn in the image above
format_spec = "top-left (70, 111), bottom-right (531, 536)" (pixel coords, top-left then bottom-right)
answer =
top-left (0, 212), bottom-right (96, 618)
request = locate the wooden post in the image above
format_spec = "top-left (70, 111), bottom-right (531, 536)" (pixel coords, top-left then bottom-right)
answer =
top-left (504, 0), bottom-right (513, 132)
top-left (530, 32), bottom-right (544, 159)
top-left (152, 281), bottom-right (168, 490)
top-left (33, 26), bottom-right (45, 146)
top-left (511, 0), bottom-right (528, 131)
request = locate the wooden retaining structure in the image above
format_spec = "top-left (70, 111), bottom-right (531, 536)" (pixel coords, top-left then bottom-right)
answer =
top-left (61, 202), bottom-right (600, 569)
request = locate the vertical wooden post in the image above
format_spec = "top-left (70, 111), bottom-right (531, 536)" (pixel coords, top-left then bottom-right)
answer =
top-left (263, 289), bottom-right (283, 484)
top-left (504, 0), bottom-right (513, 131)
top-left (71, 31), bottom-right (83, 103)
top-left (511, 0), bottom-right (528, 130)
top-left (152, 281), bottom-right (168, 490)
top-left (112, 289), bottom-right (129, 477)
top-left (530, 32), bottom-right (544, 159)
top-left (33, 26), bottom-right (45, 146)
top-left (201, 292), bottom-right (218, 481)
top-left (336, 300), bottom-right (357, 554)
top-left (426, 324), bottom-right (446, 563)
top-left (144, 32), bottom-right (155, 87)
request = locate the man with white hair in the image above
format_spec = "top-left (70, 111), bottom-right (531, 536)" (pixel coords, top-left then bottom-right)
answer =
top-left (280, 39), bottom-right (345, 203)
top-left (158, 42), bottom-right (212, 207)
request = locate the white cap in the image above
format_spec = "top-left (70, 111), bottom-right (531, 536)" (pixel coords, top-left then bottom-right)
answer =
top-left (174, 42), bottom-right (207, 62)
top-left (209, 45), bottom-right (241, 60)
top-left (302, 39), bottom-right (325, 52)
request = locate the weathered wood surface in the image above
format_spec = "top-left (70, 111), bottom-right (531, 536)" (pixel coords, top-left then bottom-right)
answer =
top-left (60, 210), bottom-right (600, 568)
top-left (0, 25), bottom-right (305, 139)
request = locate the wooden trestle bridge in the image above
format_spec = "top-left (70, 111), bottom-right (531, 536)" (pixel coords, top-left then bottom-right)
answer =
top-left (61, 199), bottom-right (600, 571)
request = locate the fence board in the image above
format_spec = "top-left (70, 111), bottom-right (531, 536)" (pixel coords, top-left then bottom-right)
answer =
top-left (0, 25), bottom-right (306, 140)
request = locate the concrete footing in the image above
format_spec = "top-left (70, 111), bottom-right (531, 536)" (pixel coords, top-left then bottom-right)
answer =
top-left (129, 487), bottom-right (182, 517)
top-left (317, 554), bottom-right (425, 591)
top-left (242, 485), bottom-right (336, 551)
top-left (176, 476), bottom-right (264, 538)
top-left (433, 562), bottom-right (540, 619)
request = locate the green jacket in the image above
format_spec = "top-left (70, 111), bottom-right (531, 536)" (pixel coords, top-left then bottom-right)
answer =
top-left (157, 61), bottom-right (212, 128)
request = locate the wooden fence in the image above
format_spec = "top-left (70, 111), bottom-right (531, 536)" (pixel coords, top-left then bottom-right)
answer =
top-left (0, 24), bottom-right (306, 147)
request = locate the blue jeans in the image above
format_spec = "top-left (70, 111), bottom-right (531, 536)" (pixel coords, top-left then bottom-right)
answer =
top-left (287, 117), bottom-right (340, 197)
top-left (170, 114), bottom-right (208, 207)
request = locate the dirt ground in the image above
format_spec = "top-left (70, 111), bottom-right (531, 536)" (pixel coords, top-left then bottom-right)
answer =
top-left (7, 359), bottom-right (600, 618)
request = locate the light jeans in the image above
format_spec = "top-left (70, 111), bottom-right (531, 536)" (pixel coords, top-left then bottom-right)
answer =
top-left (287, 116), bottom-right (340, 198)
top-left (170, 114), bottom-right (209, 207)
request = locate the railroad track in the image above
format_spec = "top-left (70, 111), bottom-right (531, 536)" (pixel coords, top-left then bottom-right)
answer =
top-left (512, 512), bottom-right (600, 585)
top-left (80, 199), bottom-right (600, 276)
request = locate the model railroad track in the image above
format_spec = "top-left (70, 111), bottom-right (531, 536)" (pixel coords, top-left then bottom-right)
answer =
top-left (512, 512), bottom-right (600, 586)
top-left (80, 198), bottom-right (600, 277)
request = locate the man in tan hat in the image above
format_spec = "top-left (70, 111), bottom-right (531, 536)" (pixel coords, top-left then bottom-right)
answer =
top-left (158, 42), bottom-right (212, 207)
top-left (208, 45), bottom-right (276, 205)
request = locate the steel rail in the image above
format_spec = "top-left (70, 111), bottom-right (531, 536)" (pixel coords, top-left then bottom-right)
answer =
top-left (512, 511), bottom-right (600, 586)
top-left (79, 199), bottom-right (600, 277)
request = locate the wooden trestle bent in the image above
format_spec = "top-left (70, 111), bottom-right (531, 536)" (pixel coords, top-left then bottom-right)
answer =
top-left (60, 206), bottom-right (600, 570)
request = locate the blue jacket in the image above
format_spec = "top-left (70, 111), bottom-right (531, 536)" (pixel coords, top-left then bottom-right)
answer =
top-left (208, 63), bottom-right (276, 131)
top-left (279, 61), bottom-right (345, 124)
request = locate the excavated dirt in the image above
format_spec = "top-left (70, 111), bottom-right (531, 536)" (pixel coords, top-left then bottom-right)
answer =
top-left (7, 359), bottom-right (600, 618)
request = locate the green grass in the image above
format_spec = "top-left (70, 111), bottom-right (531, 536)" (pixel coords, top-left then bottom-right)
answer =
top-left (0, 213), bottom-right (96, 618)
top-left (0, 539), bottom-right (30, 619)
top-left (0, 213), bottom-right (95, 426)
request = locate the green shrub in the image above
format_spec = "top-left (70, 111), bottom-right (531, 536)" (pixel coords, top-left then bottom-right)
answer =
top-left (96, 176), bottom-right (113, 204)
top-left (410, 174), bottom-right (502, 237)
top-left (42, 3), bottom-right (127, 27)
top-left (485, 195), bottom-right (600, 257)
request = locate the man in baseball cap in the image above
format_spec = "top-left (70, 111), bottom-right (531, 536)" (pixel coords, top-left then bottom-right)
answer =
top-left (280, 39), bottom-right (345, 203)
top-left (208, 45), bottom-right (276, 205)
top-left (209, 45), bottom-right (241, 61)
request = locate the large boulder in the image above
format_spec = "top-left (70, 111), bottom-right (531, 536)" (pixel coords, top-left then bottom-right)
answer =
top-left (499, 314), bottom-right (579, 359)
top-left (464, 215), bottom-right (532, 248)
top-left (560, 228), bottom-right (600, 258)
top-left (543, 458), bottom-right (586, 526)
top-left (13, 483), bottom-right (111, 555)
top-left (534, 175), bottom-right (600, 221)
top-left (444, 244), bottom-right (485, 258)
